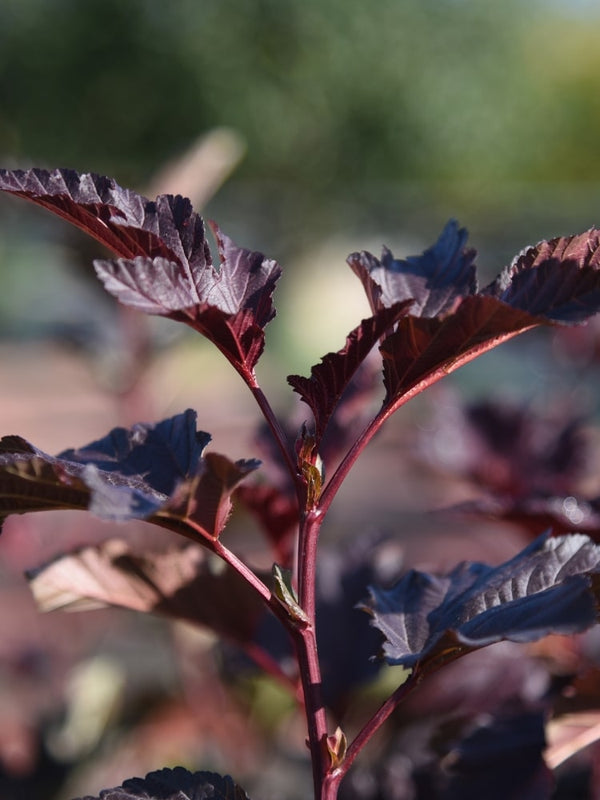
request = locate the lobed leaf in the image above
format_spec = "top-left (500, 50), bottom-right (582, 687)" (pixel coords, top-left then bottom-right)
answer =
top-left (73, 767), bottom-right (250, 800)
top-left (363, 532), bottom-right (600, 673)
top-left (0, 169), bottom-right (281, 377)
top-left (0, 410), bottom-right (258, 539)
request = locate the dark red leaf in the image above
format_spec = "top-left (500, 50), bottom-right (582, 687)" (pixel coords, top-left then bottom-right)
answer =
top-left (486, 229), bottom-right (600, 322)
top-left (379, 295), bottom-right (538, 403)
top-left (235, 483), bottom-right (298, 564)
top-left (287, 301), bottom-right (411, 441)
top-left (0, 169), bottom-right (281, 378)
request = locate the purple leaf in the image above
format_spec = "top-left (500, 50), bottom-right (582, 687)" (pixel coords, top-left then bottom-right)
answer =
top-left (363, 532), bottom-right (600, 673)
top-left (442, 711), bottom-right (554, 800)
top-left (348, 224), bottom-right (600, 408)
top-left (0, 410), bottom-right (259, 538)
top-left (418, 396), bottom-right (588, 499)
top-left (287, 302), bottom-right (411, 441)
top-left (0, 167), bottom-right (205, 263)
top-left (348, 219), bottom-right (478, 317)
top-left (0, 169), bottom-right (281, 378)
top-left (94, 223), bottom-right (281, 378)
top-left (72, 767), bottom-right (250, 799)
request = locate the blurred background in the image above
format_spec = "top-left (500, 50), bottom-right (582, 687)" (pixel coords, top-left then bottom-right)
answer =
top-left (2, 1), bottom-right (600, 798)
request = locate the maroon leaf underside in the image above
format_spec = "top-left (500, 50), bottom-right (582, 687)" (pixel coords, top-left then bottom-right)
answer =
top-left (166, 452), bottom-right (260, 539)
top-left (0, 168), bottom-right (281, 377)
top-left (28, 539), bottom-right (266, 647)
top-left (379, 295), bottom-right (540, 405)
top-left (287, 301), bottom-right (412, 440)
top-left (0, 168), bottom-right (206, 263)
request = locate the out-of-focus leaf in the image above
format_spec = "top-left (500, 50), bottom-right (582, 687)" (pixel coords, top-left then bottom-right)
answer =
top-left (363, 533), bottom-right (600, 673)
top-left (0, 410), bottom-right (259, 539)
top-left (453, 494), bottom-right (600, 541)
top-left (441, 711), bottom-right (554, 800)
top-left (73, 766), bottom-right (250, 799)
top-left (250, 532), bottom-right (388, 715)
top-left (235, 484), bottom-right (298, 565)
top-left (419, 395), bottom-right (588, 499)
top-left (287, 302), bottom-right (411, 442)
top-left (28, 540), bottom-right (266, 646)
top-left (349, 225), bottom-right (600, 408)
top-left (0, 169), bottom-right (281, 378)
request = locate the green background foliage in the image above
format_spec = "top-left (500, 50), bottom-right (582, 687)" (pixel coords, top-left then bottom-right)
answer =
top-left (2, 0), bottom-right (600, 247)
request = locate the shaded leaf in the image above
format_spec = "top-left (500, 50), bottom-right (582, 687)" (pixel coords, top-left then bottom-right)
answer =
top-left (441, 711), bottom-right (554, 800)
top-left (363, 532), bottom-right (600, 673)
top-left (453, 493), bottom-right (600, 541)
top-left (73, 766), bottom-right (250, 799)
top-left (287, 302), bottom-right (411, 442)
top-left (419, 395), bottom-right (588, 498)
top-left (0, 410), bottom-right (258, 539)
top-left (28, 539), bottom-right (266, 646)
top-left (0, 169), bottom-right (281, 377)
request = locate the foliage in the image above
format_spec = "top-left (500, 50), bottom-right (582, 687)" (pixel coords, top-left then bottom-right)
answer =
top-left (2, 168), bottom-right (600, 798)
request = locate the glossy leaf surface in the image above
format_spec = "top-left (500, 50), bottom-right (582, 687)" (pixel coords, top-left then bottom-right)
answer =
top-left (0, 169), bottom-right (281, 377)
top-left (351, 224), bottom-right (600, 407)
top-left (364, 533), bottom-right (600, 672)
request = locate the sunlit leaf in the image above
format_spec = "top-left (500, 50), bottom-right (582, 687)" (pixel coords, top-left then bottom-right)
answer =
top-left (0, 169), bottom-right (281, 377)
top-left (363, 532), bottom-right (600, 673)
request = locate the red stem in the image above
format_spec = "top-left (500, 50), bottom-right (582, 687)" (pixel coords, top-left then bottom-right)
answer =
top-left (323, 670), bottom-right (419, 796)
